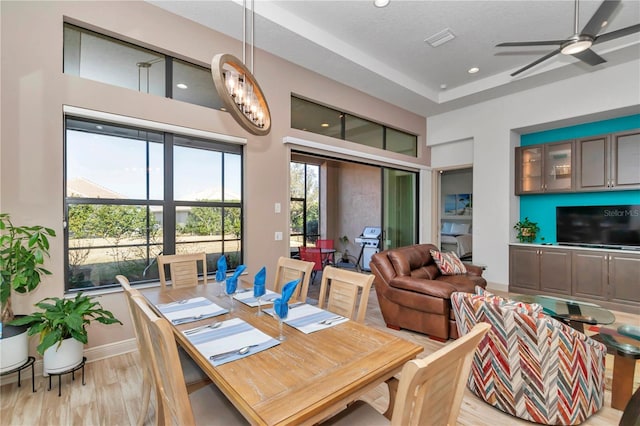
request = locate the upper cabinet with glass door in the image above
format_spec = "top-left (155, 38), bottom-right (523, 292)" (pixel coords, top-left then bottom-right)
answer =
top-left (576, 130), bottom-right (640, 191)
top-left (515, 140), bottom-right (574, 194)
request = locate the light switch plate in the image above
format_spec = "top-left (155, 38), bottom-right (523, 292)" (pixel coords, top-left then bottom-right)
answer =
top-left (275, 203), bottom-right (281, 213)
top-left (275, 231), bottom-right (283, 241)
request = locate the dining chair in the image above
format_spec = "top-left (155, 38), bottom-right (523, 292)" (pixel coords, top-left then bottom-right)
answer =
top-left (273, 256), bottom-right (314, 303)
top-left (298, 246), bottom-right (324, 283)
top-left (128, 291), bottom-right (248, 426)
top-left (322, 322), bottom-right (491, 426)
top-left (157, 253), bottom-right (207, 289)
top-left (117, 275), bottom-right (213, 425)
top-left (317, 266), bottom-right (374, 323)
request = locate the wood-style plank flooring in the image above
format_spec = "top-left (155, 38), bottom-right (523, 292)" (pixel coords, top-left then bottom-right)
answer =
top-left (1, 282), bottom-right (637, 425)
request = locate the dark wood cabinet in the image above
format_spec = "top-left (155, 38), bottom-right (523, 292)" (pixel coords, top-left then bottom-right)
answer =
top-left (515, 141), bottom-right (574, 195)
top-left (572, 250), bottom-right (608, 300)
top-left (509, 246), bottom-right (571, 295)
top-left (510, 244), bottom-right (640, 313)
top-left (576, 130), bottom-right (640, 191)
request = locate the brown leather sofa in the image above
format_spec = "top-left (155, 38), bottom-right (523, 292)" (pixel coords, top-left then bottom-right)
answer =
top-left (370, 243), bottom-right (486, 340)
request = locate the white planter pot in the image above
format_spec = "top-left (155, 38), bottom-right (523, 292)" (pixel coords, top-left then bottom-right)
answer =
top-left (43, 338), bottom-right (83, 375)
top-left (0, 325), bottom-right (29, 373)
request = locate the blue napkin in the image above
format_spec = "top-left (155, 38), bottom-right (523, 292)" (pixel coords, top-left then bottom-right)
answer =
top-left (254, 266), bottom-right (266, 298)
top-left (273, 278), bottom-right (300, 318)
top-left (225, 264), bottom-right (246, 294)
top-left (216, 255), bottom-right (227, 282)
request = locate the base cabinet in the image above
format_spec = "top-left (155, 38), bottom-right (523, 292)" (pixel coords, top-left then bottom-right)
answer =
top-left (509, 246), bottom-right (571, 295)
top-left (510, 245), bottom-right (640, 313)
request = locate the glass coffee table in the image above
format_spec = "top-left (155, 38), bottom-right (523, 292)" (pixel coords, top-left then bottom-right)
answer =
top-left (597, 325), bottom-right (640, 411)
top-left (511, 294), bottom-right (616, 332)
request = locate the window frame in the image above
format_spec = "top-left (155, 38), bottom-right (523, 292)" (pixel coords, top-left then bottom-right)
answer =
top-left (64, 116), bottom-right (244, 292)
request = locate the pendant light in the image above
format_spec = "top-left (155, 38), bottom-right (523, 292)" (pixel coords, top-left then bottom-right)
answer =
top-left (212, 0), bottom-right (271, 136)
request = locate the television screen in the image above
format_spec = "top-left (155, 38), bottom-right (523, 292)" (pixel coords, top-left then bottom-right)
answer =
top-left (556, 205), bottom-right (640, 249)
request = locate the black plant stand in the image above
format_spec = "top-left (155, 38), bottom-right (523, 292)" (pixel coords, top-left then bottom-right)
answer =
top-left (47, 357), bottom-right (86, 397)
top-left (0, 356), bottom-right (36, 393)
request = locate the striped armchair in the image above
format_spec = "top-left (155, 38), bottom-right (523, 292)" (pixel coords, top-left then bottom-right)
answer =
top-left (451, 288), bottom-right (607, 425)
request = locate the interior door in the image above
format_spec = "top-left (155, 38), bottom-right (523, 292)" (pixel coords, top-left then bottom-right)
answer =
top-left (382, 168), bottom-right (417, 250)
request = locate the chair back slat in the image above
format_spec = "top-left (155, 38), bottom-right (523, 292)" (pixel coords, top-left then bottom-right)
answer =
top-left (317, 266), bottom-right (374, 323)
top-left (391, 323), bottom-right (491, 426)
top-left (273, 256), bottom-right (314, 303)
top-left (157, 253), bottom-right (207, 289)
top-left (130, 294), bottom-right (197, 426)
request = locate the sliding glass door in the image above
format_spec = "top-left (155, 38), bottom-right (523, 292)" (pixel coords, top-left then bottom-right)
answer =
top-left (382, 168), bottom-right (417, 250)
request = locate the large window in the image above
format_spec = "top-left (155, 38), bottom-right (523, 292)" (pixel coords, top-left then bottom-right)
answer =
top-left (290, 163), bottom-right (320, 249)
top-left (65, 117), bottom-right (243, 291)
top-left (291, 96), bottom-right (418, 157)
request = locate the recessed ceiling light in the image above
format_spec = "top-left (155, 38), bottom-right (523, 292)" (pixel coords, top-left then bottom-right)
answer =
top-left (440, 83), bottom-right (447, 90)
top-left (176, 83), bottom-right (188, 89)
top-left (96, 125), bottom-right (103, 130)
top-left (374, 0), bottom-right (390, 7)
top-left (601, 20), bottom-right (608, 28)
top-left (468, 67), bottom-right (480, 74)
top-left (321, 123), bottom-right (330, 127)
top-left (220, 107), bottom-right (227, 112)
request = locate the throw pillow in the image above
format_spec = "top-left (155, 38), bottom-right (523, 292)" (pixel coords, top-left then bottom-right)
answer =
top-left (450, 222), bottom-right (470, 234)
top-left (430, 249), bottom-right (467, 275)
top-left (441, 222), bottom-right (453, 233)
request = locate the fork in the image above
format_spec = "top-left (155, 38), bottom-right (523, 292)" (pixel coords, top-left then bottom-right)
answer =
top-left (319, 315), bottom-right (344, 325)
top-left (184, 321), bottom-right (222, 335)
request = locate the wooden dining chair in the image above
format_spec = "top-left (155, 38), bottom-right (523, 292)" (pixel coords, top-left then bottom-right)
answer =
top-left (157, 253), bottom-right (207, 289)
top-left (127, 291), bottom-right (247, 426)
top-left (317, 266), bottom-right (374, 323)
top-left (298, 246), bottom-right (324, 283)
top-left (273, 256), bottom-right (314, 303)
top-left (322, 322), bottom-right (491, 426)
top-left (117, 275), bottom-right (213, 425)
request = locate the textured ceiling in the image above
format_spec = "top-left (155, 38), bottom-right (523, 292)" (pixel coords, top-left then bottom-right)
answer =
top-left (149, 0), bottom-right (640, 116)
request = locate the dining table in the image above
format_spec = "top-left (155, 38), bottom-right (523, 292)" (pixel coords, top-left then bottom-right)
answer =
top-left (140, 281), bottom-right (423, 425)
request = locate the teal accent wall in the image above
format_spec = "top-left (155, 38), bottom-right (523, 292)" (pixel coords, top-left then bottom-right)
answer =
top-left (519, 114), bottom-right (640, 243)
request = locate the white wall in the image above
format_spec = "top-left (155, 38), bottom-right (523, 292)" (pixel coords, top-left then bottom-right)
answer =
top-left (427, 61), bottom-right (640, 287)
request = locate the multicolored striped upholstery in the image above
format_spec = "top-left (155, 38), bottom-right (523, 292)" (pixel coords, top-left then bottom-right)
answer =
top-left (451, 289), bottom-right (607, 425)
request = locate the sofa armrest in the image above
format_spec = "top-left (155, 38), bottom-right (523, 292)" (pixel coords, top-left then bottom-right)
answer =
top-left (463, 263), bottom-right (484, 276)
top-left (389, 276), bottom-right (456, 299)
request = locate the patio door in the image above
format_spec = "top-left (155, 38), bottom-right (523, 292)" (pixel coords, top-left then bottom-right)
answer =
top-left (382, 168), bottom-right (417, 250)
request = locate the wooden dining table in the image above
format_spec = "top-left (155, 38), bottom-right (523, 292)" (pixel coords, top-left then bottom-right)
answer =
top-left (141, 281), bottom-right (423, 425)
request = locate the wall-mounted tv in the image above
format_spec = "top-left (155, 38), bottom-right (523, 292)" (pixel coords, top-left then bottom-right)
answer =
top-left (556, 205), bottom-right (640, 250)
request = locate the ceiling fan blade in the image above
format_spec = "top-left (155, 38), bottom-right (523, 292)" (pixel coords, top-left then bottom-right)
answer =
top-left (511, 48), bottom-right (562, 76)
top-left (581, 0), bottom-right (621, 37)
top-left (594, 23), bottom-right (640, 44)
top-left (496, 40), bottom-right (564, 47)
top-left (572, 48), bottom-right (607, 66)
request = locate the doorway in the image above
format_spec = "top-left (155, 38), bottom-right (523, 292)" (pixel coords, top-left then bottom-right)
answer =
top-left (438, 167), bottom-right (473, 261)
top-left (290, 152), bottom-right (418, 270)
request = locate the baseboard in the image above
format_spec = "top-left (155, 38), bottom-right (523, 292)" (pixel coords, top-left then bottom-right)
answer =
top-left (486, 281), bottom-right (508, 293)
top-left (0, 338), bottom-right (137, 384)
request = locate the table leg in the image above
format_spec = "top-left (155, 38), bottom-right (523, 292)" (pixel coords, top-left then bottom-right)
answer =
top-left (612, 354), bottom-right (638, 410)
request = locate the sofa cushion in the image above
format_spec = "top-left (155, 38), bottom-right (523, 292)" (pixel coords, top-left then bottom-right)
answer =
top-left (430, 250), bottom-right (467, 275)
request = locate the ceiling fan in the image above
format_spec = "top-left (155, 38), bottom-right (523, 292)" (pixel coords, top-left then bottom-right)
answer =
top-left (497, 0), bottom-right (640, 77)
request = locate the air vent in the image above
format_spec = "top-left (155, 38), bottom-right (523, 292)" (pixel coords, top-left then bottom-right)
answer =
top-left (425, 28), bottom-right (456, 47)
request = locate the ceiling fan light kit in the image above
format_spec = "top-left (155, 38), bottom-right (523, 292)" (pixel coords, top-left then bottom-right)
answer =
top-left (496, 0), bottom-right (639, 77)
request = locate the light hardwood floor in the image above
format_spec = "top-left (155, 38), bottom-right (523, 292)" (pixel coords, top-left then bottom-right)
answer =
top-left (1, 284), bottom-right (637, 425)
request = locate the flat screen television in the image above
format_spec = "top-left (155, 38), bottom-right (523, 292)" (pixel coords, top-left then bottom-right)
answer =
top-left (556, 205), bottom-right (640, 250)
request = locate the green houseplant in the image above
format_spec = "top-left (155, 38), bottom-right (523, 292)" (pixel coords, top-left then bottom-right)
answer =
top-left (514, 217), bottom-right (540, 243)
top-left (0, 213), bottom-right (56, 323)
top-left (11, 293), bottom-right (121, 373)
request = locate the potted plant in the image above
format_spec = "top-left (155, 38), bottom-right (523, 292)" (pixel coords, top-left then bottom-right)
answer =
top-left (0, 213), bottom-right (56, 372)
top-left (338, 235), bottom-right (350, 263)
top-left (514, 217), bottom-right (540, 243)
top-left (10, 293), bottom-right (122, 374)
